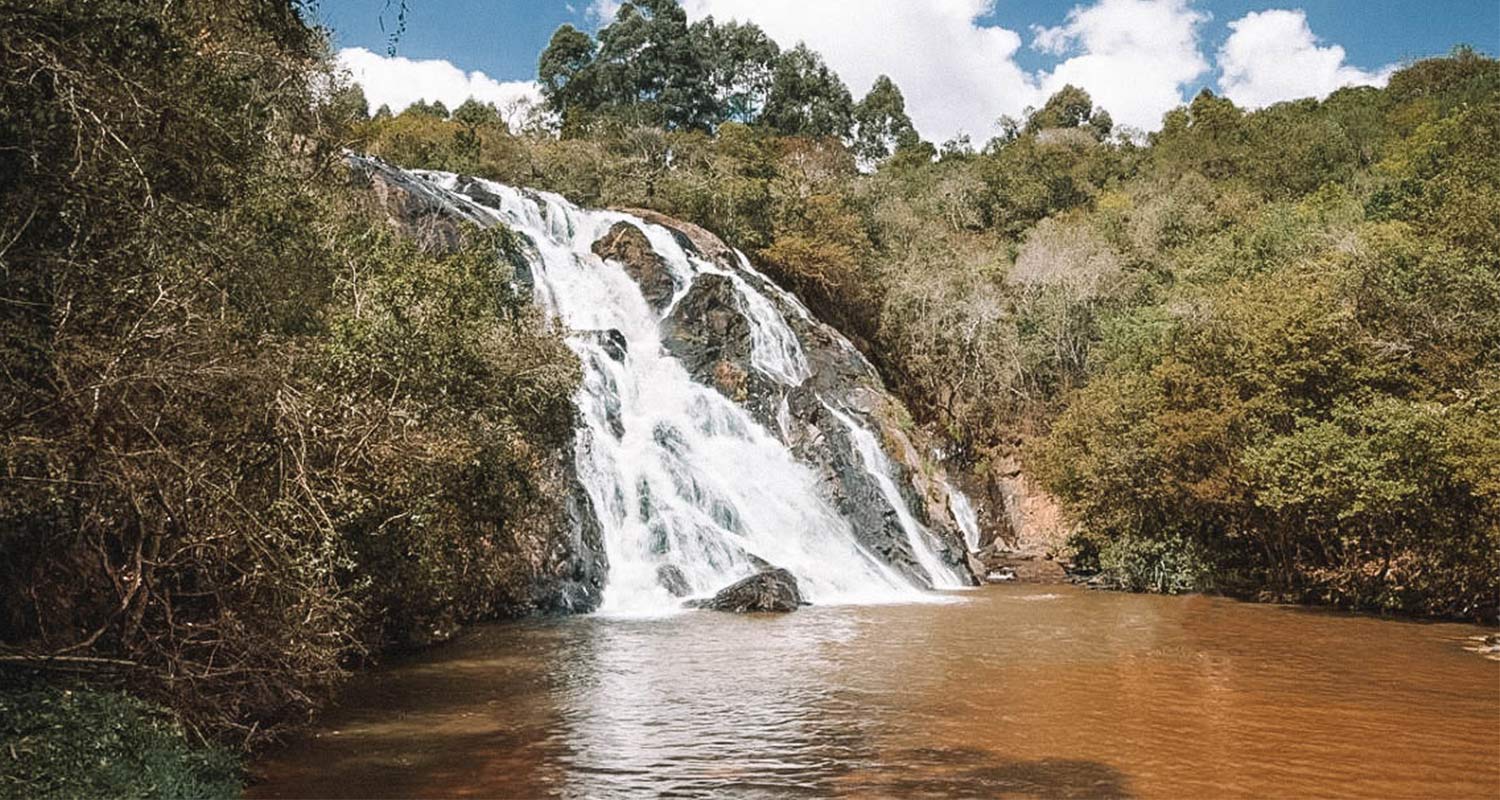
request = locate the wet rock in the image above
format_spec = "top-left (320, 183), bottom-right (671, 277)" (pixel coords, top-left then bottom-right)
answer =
top-left (582, 329), bottom-right (628, 363)
top-left (986, 567), bottom-right (1017, 583)
top-left (687, 568), bottom-right (803, 613)
top-left (660, 274), bottom-right (782, 407)
top-left (662, 274), bottom-right (752, 373)
top-left (616, 207), bottom-right (738, 267)
top-left (656, 564), bottom-right (692, 598)
top-left (964, 551), bottom-right (987, 582)
top-left (979, 548), bottom-right (1070, 585)
top-left (592, 222), bottom-right (678, 312)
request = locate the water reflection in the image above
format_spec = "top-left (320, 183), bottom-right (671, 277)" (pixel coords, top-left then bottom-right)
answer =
top-left (251, 586), bottom-right (1500, 799)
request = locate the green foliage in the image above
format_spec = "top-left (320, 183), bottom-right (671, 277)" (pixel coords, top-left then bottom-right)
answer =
top-left (0, 0), bottom-right (583, 757)
top-left (760, 44), bottom-right (855, 138)
top-left (538, 24), bottom-right (598, 119)
top-left (1024, 84), bottom-right (1113, 141)
top-left (0, 685), bottom-right (240, 800)
top-left (534, 1), bottom-right (873, 140)
top-left (853, 75), bottom-right (924, 166)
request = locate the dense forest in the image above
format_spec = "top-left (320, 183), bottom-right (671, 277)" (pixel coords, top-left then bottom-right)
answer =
top-left (1, 0), bottom-right (1496, 796)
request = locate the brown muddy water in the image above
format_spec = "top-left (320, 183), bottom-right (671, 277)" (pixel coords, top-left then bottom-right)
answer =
top-left (249, 585), bottom-right (1499, 799)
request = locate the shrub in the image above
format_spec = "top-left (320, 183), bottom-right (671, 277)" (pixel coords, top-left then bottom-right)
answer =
top-left (0, 684), bottom-right (239, 800)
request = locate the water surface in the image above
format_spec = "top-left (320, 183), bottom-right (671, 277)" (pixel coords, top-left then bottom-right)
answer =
top-left (251, 586), bottom-right (1499, 798)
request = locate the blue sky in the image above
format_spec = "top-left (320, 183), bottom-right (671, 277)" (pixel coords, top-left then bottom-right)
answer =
top-left (314, 0), bottom-right (1498, 138)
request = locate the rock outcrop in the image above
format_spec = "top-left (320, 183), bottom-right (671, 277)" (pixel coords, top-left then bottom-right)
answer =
top-left (687, 568), bottom-right (803, 613)
top-left (638, 217), bottom-right (980, 588)
top-left (592, 222), bottom-right (679, 311)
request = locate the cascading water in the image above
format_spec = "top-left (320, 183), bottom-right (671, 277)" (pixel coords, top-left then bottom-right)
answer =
top-left (825, 406), bottom-right (968, 589)
top-left (352, 157), bottom-right (973, 612)
top-left (948, 487), bottom-right (983, 552)
top-left (391, 170), bottom-right (955, 613)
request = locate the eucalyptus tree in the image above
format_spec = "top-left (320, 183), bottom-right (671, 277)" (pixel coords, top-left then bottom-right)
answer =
top-left (696, 18), bottom-right (781, 123)
top-left (853, 74), bottom-right (923, 165)
top-left (761, 44), bottom-right (854, 139)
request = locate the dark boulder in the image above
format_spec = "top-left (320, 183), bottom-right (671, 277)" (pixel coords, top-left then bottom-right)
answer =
top-left (656, 564), bottom-right (692, 598)
top-left (661, 274), bottom-right (780, 405)
top-left (582, 328), bottom-right (629, 363)
top-left (687, 568), bottom-right (803, 613)
top-left (592, 222), bottom-right (678, 312)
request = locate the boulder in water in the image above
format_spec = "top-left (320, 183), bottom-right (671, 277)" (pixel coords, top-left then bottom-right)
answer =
top-left (656, 564), bottom-right (692, 598)
top-left (687, 568), bottom-right (803, 613)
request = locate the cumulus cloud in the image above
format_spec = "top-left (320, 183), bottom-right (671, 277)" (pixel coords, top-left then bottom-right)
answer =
top-left (586, 0), bottom-right (624, 25)
top-left (336, 47), bottom-right (541, 116)
top-left (1217, 9), bottom-right (1396, 108)
top-left (1032, 0), bottom-right (1210, 132)
top-left (681, 0), bottom-right (1037, 143)
top-left (679, 0), bottom-right (1219, 140)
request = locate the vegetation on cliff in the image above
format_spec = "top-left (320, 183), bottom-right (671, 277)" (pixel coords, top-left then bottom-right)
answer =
top-left (353, 1), bottom-right (1498, 620)
top-left (0, 0), bottom-right (581, 781)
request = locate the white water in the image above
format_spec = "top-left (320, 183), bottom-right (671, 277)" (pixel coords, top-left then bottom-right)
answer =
top-left (826, 406), bottom-right (967, 589)
top-left (948, 486), bottom-right (983, 551)
top-left (410, 171), bottom-right (935, 613)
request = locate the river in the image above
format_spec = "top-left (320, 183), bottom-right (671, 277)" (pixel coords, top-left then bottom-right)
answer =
top-left (249, 585), bottom-right (1498, 798)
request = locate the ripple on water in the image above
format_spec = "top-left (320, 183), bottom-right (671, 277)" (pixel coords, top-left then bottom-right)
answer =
top-left (249, 585), bottom-right (1500, 800)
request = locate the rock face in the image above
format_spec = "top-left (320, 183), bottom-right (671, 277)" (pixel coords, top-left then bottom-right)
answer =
top-left (608, 209), bottom-right (980, 589)
top-left (687, 568), bottom-right (803, 613)
top-left (655, 256), bottom-right (976, 587)
top-left (656, 564), bottom-right (692, 598)
top-left (592, 222), bottom-right (679, 311)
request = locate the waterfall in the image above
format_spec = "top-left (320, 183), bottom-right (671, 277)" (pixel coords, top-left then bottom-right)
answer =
top-left (385, 169), bottom-right (953, 613)
top-left (948, 487), bottom-right (983, 551)
top-left (825, 406), bottom-right (968, 589)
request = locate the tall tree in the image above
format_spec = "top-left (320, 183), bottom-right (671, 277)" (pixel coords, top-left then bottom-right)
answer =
top-left (761, 44), bottom-right (854, 139)
top-left (592, 0), bottom-right (717, 129)
top-left (538, 24), bottom-right (598, 120)
top-left (852, 74), bottom-right (923, 165)
top-left (695, 18), bottom-right (780, 124)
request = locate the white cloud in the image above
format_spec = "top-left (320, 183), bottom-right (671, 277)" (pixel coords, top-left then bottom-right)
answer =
top-left (336, 47), bottom-right (541, 117)
top-left (1033, 0), bottom-right (1210, 132)
top-left (1217, 9), bottom-right (1396, 108)
top-left (587, 0), bottom-right (624, 25)
top-left (681, 0), bottom-right (1037, 143)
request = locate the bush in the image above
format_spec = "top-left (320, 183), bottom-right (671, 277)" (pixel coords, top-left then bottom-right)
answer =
top-left (0, 684), bottom-right (239, 800)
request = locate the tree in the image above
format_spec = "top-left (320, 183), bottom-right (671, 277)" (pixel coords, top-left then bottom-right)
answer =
top-left (452, 98), bottom-right (502, 129)
top-left (696, 18), bottom-right (780, 123)
top-left (1027, 85), bottom-right (1113, 140)
top-left (852, 75), bottom-right (923, 166)
top-left (404, 99), bottom-right (450, 118)
top-left (591, 0), bottom-right (717, 129)
top-left (538, 24), bottom-right (598, 120)
top-left (761, 44), bottom-right (854, 139)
